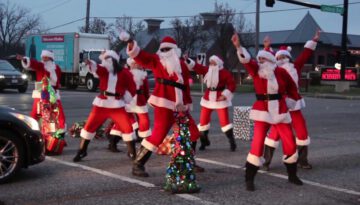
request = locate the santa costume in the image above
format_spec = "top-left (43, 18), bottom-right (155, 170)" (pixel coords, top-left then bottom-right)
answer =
top-left (263, 39), bottom-right (318, 170)
top-left (185, 55), bottom-right (237, 151)
top-left (73, 50), bottom-right (137, 162)
top-left (123, 33), bottom-right (203, 177)
top-left (21, 50), bottom-right (66, 136)
top-left (232, 33), bottom-right (303, 191)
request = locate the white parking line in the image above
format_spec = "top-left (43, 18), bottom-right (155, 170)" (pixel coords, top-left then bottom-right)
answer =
top-left (196, 158), bottom-right (360, 196)
top-left (46, 156), bottom-right (218, 205)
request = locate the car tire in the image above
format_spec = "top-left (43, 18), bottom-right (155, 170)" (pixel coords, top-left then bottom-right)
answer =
top-left (18, 85), bottom-right (28, 93)
top-left (86, 75), bottom-right (99, 92)
top-left (0, 130), bottom-right (24, 184)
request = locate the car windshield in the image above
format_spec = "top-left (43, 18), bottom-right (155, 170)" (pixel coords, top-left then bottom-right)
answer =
top-left (89, 51), bottom-right (102, 64)
top-left (0, 61), bottom-right (16, 71)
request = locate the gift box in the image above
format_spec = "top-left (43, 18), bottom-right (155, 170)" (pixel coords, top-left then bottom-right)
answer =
top-left (157, 135), bottom-right (175, 155)
top-left (46, 136), bottom-right (66, 154)
top-left (233, 106), bottom-right (254, 141)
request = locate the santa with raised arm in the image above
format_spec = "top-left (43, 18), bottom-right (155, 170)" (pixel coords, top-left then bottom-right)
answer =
top-left (120, 31), bottom-right (204, 177)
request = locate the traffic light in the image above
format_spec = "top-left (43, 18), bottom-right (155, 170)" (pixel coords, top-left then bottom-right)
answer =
top-left (266, 0), bottom-right (275, 7)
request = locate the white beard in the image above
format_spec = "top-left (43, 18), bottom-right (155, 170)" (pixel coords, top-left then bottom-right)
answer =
top-left (157, 49), bottom-right (182, 77)
top-left (42, 61), bottom-right (57, 86)
top-left (204, 65), bottom-right (220, 88)
top-left (131, 69), bottom-right (147, 89)
top-left (258, 62), bottom-right (278, 93)
top-left (101, 58), bottom-right (114, 73)
top-left (279, 62), bottom-right (298, 87)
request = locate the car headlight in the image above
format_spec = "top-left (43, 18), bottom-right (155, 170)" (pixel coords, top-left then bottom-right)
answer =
top-left (21, 74), bottom-right (27, 79)
top-left (0, 75), bottom-right (5, 79)
top-left (10, 112), bottom-right (40, 131)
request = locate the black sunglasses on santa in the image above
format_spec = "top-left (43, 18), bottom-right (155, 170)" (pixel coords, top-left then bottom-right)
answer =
top-left (160, 47), bottom-right (172, 52)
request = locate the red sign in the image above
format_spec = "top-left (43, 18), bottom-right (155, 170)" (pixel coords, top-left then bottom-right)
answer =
top-left (42, 35), bottom-right (64, 42)
top-left (321, 67), bottom-right (358, 81)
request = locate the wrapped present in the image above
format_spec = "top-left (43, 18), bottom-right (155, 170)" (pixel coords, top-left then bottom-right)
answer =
top-left (233, 106), bottom-right (254, 141)
top-left (157, 135), bottom-right (175, 155)
top-left (46, 136), bottom-right (66, 154)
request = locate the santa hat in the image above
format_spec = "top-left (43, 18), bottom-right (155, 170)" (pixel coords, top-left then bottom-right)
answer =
top-left (159, 36), bottom-right (178, 50)
top-left (275, 46), bottom-right (292, 59)
top-left (41, 50), bottom-right (55, 60)
top-left (103, 50), bottom-right (120, 62)
top-left (126, 58), bottom-right (136, 68)
top-left (209, 55), bottom-right (224, 69)
top-left (257, 49), bottom-right (276, 63)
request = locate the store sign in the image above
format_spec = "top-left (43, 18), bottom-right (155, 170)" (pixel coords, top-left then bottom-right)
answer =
top-left (42, 35), bottom-right (64, 42)
top-left (349, 50), bottom-right (360, 55)
top-left (321, 67), bottom-right (358, 81)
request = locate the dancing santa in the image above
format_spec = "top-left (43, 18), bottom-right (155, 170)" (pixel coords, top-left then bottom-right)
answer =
top-left (232, 33), bottom-right (303, 191)
top-left (185, 55), bottom-right (237, 151)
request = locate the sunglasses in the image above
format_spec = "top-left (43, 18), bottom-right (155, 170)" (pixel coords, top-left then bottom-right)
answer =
top-left (160, 47), bottom-right (172, 52)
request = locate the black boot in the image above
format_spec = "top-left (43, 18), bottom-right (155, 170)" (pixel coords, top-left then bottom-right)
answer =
top-left (132, 146), bottom-right (152, 177)
top-left (126, 140), bottom-right (136, 160)
top-left (285, 162), bottom-right (303, 185)
top-left (108, 135), bottom-right (121, 152)
top-left (225, 128), bottom-right (237, 151)
top-left (191, 141), bottom-right (205, 173)
top-left (134, 129), bottom-right (142, 143)
top-left (297, 146), bottom-right (312, 169)
top-left (263, 145), bottom-right (275, 171)
top-left (245, 162), bottom-right (259, 191)
top-left (199, 130), bottom-right (210, 151)
top-left (73, 139), bottom-right (90, 162)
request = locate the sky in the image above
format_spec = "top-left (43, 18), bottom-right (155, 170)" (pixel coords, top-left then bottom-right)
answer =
top-left (7, 0), bottom-right (360, 35)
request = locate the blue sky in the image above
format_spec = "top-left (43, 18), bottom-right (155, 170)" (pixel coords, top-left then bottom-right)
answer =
top-left (10, 0), bottom-right (360, 34)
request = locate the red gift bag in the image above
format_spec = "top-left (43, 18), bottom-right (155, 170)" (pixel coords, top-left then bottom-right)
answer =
top-left (46, 136), bottom-right (66, 154)
top-left (157, 135), bottom-right (175, 155)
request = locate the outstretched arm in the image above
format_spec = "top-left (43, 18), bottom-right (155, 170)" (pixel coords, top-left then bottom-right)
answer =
top-left (184, 57), bottom-right (208, 75)
top-left (294, 29), bottom-right (320, 72)
top-left (16, 54), bottom-right (43, 71)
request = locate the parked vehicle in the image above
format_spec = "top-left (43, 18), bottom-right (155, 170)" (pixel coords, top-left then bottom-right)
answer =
top-left (24, 33), bottom-right (110, 91)
top-left (0, 106), bottom-right (45, 184)
top-left (0, 60), bottom-right (28, 93)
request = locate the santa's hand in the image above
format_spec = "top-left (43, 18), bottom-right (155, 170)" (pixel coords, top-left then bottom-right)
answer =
top-left (119, 31), bottom-right (130, 42)
top-left (16, 54), bottom-right (24, 61)
top-left (263, 36), bottom-right (271, 49)
top-left (313, 29), bottom-right (321, 42)
top-left (176, 104), bottom-right (187, 112)
top-left (231, 32), bottom-right (241, 49)
top-left (217, 95), bottom-right (227, 101)
top-left (85, 59), bottom-right (92, 66)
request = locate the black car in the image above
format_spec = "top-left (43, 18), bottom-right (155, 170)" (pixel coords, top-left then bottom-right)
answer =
top-left (0, 60), bottom-right (28, 93)
top-left (0, 106), bottom-right (45, 184)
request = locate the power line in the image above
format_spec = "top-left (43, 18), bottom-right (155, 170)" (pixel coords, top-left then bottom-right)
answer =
top-left (38, 0), bottom-right (73, 14)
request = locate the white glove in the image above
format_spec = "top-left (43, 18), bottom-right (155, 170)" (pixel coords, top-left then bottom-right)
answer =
top-left (119, 31), bottom-right (130, 42)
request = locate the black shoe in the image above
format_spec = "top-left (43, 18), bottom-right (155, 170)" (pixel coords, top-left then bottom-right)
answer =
top-left (199, 130), bottom-right (210, 151)
top-left (126, 140), bottom-right (136, 160)
top-left (132, 146), bottom-right (152, 177)
top-left (262, 145), bottom-right (275, 171)
top-left (225, 128), bottom-right (237, 152)
top-left (73, 139), bottom-right (90, 162)
top-left (297, 146), bottom-right (312, 169)
top-left (285, 162), bottom-right (303, 185)
top-left (245, 162), bottom-right (259, 191)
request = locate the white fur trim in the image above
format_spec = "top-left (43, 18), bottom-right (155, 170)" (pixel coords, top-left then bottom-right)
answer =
top-left (122, 133), bottom-right (135, 142)
top-left (127, 58), bottom-right (135, 67)
top-left (127, 41), bottom-right (140, 58)
top-left (249, 109), bottom-right (292, 124)
top-left (296, 136), bottom-right (310, 146)
top-left (159, 42), bottom-right (177, 49)
top-left (80, 129), bottom-right (96, 140)
top-left (237, 47), bottom-right (250, 64)
top-left (221, 123), bottom-right (233, 132)
top-left (138, 129), bottom-right (151, 138)
top-left (283, 151), bottom-right (298, 164)
top-left (110, 129), bottom-right (122, 136)
top-left (304, 40), bottom-right (317, 50)
top-left (185, 58), bottom-right (195, 71)
top-left (132, 122), bottom-right (139, 130)
top-left (209, 55), bottom-right (224, 68)
top-left (264, 137), bottom-right (280, 148)
top-left (221, 89), bottom-right (233, 101)
top-left (123, 91), bottom-right (133, 104)
top-left (119, 31), bottom-right (130, 42)
top-left (198, 123), bottom-right (210, 132)
top-left (275, 50), bottom-right (292, 59)
top-left (200, 98), bottom-right (231, 109)
top-left (41, 50), bottom-right (55, 60)
top-left (141, 138), bottom-right (158, 152)
top-left (126, 104), bottom-right (149, 113)
top-left (257, 50), bottom-right (276, 63)
top-left (247, 153), bottom-right (263, 167)
top-left (148, 95), bottom-right (176, 111)
top-left (104, 50), bottom-right (120, 62)
top-left (21, 57), bottom-right (31, 70)
top-left (92, 97), bottom-right (125, 108)
top-left (287, 98), bottom-right (305, 111)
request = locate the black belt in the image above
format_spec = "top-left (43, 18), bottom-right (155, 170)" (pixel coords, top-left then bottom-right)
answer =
top-left (208, 86), bottom-right (225, 91)
top-left (156, 78), bottom-right (186, 91)
top-left (256, 94), bottom-right (282, 101)
top-left (136, 90), bottom-right (143, 95)
top-left (101, 91), bottom-right (121, 97)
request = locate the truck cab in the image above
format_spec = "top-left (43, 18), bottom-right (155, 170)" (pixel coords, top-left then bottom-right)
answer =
top-left (79, 49), bottom-right (103, 91)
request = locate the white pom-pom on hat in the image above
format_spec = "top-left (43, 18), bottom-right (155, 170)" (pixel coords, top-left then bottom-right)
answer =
top-left (119, 31), bottom-right (130, 42)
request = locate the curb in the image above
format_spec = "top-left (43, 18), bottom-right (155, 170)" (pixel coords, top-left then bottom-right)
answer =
top-left (301, 93), bottom-right (360, 100)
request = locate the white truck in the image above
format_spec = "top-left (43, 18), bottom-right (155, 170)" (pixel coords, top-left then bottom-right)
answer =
top-left (24, 32), bottom-right (110, 91)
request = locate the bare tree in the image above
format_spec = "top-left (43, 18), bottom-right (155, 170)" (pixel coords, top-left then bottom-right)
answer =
top-left (79, 17), bottom-right (111, 34)
top-left (0, 1), bottom-right (41, 57)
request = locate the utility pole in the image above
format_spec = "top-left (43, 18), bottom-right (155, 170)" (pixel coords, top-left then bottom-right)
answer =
top-left (255, 0), bottom-right (260, 53)
top-left (340, 0), bottom-right (348, 80)
top-left (85, 0), bottom-right (90, 33)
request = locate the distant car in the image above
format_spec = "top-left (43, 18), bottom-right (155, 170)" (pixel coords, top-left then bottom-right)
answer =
top-left (0, 106), bottom-right (45, 184)
top-left (0, 60), bottom-right (28, 93)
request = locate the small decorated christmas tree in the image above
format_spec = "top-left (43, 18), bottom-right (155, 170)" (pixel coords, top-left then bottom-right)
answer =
top-left (163, 111), bottom-right (201, 194)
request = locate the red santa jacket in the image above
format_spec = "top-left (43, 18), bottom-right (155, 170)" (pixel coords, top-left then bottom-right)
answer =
top-left (237, 48), bottom-right (300, 124)
top-left (126, 69), bottom-right (150, 113)
top-left (185, 59), bottom-right (236, 109)
top-left (88, 61), bottom-right (136, 108)
top-left (21, 57), bottom-right (62, 99)
top-left (127, 41), bottom-right (192, 111)
top-left (281, 40), bottom-right (317, 111)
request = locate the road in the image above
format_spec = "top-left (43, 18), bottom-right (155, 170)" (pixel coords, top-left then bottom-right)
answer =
top-left (0, 85), bottom-right (360, 205)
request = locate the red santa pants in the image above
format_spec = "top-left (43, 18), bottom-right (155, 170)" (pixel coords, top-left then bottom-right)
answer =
top-left (81, 106), bottom-right (134, 141)
top-left (111, 112), bottom-right (151, 138)
top-left (266, 110), bottom-right (309, 147)
top-left (198, 106), bottom-right (232, 132)
top-left (247, 121), bottom-right (297, 166)
top-left (141, 106), bottom-right (200, 151)
top-left (31, 98), bottom-right (66, 131)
